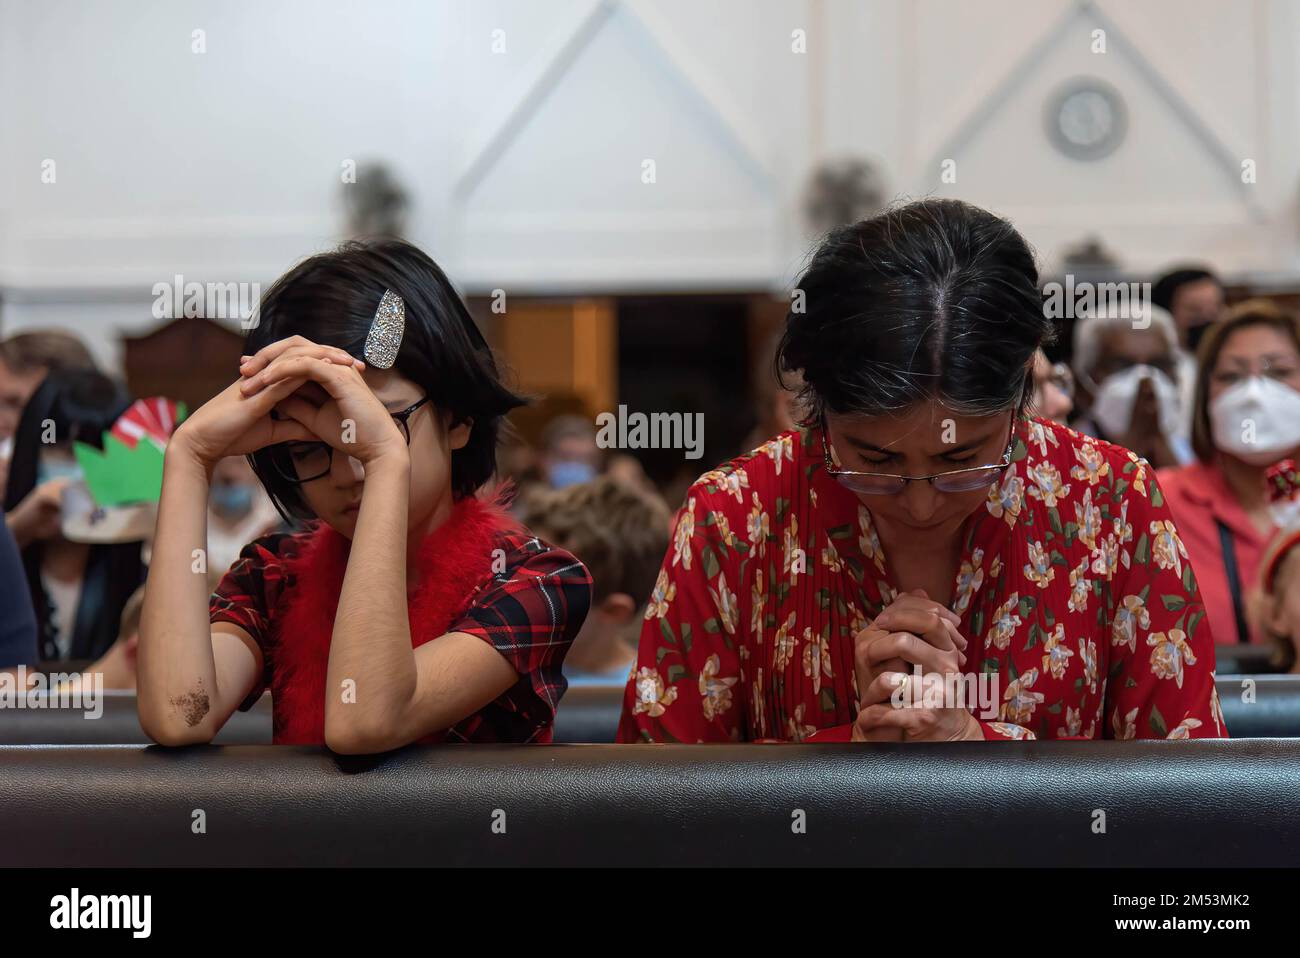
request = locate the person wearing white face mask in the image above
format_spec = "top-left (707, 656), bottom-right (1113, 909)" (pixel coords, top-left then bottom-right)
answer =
top-left (1159, 300), bottom-right (1300, 648)
top-left (1070, 304), bottom-right (1193, 469)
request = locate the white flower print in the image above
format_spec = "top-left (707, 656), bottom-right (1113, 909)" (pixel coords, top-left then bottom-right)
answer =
top-left (644, 569), bottom-right (677, 620)
top-left (699, 653), bottom-right (738, 721)
top-left (671, 497), bottom-right (696, 570)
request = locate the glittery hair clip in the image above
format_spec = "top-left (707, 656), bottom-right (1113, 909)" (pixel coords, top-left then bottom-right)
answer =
top-left (363, 289), bottom-right (405, 369)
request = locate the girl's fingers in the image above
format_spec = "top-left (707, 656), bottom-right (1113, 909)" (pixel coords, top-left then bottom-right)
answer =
top-left (239, 337), bottom-right (363, 377)
top-left (246, 373), bottom-right (309, 408)
top-left (243, 346), bottom-right (361, 382)
top-left (234, 376), bottom-right (311, 435)
top-left (239, 415), bottom-right (317, 453)
top-left (273, 396), bottom-right (341, 444)
top-left (240, 354), bottom-right (355, 399)
top-left (273, 395), bottom-right (324, 427)
top-left (240, 337), bottom-right (358, 374)
top-left (264, 417), bottom-right (317, 446)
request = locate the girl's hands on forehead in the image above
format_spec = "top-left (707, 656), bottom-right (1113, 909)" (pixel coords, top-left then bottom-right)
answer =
top-left (239, 335), bottom-right (409, 465)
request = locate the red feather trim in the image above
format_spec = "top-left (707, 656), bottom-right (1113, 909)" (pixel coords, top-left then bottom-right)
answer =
top-left (272, 488), bottom-right (522, 744)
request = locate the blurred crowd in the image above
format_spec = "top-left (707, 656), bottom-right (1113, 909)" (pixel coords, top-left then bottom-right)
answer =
top-left (2, 262), bottom-right (1300, 691)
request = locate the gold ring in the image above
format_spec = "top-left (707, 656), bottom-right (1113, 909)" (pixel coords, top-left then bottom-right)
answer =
top-left (896, 673), bottom-right (910, 701)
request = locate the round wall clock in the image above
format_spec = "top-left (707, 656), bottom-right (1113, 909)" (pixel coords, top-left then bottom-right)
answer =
top-left (1045, 78), bottom-right (1128, 161)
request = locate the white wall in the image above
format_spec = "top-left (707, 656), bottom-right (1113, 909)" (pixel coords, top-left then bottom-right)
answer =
top-left (1, 0), bottom-right (1298, 372)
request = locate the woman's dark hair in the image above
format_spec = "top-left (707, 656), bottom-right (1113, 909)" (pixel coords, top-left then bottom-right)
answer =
top-left (3, 368), bottom-right (143, 662)
top-left (776, 199), bottom-right (1054, 420)
top-left (244, 238), bottom-right (528, 521)
top-left (1189, 298), bottom-right (1300, 463)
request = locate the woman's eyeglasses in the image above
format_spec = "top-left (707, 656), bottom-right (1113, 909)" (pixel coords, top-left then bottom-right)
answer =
top-left (271, 396), bottom-right (430, 484)
top-left (821, 418), bottom-right (1016, 496)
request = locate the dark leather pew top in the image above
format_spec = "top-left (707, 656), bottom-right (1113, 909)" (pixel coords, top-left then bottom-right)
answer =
top-left (1216, 644), bottom-right (1282, 675)
top-left (1, 739), bottom-right (1297, 866)
top-left (1214, 674), bottom-right (1300, 738)
top-left (556, 675), bottom-right (1300, 743)
top-left (4, 676), bottom-right (1300, 745)
top-left (0, 690), bottom-right (272, 745)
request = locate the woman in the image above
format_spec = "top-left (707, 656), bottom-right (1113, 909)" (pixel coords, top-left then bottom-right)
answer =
top-left (1158, 300), bottom-right (1300, 647)
top-left (618, 199), bottom-right (1223, 743)
top-left (137, 239), bottom-right (592, 752)
top-left (3, 369), bottom-right (145, 662)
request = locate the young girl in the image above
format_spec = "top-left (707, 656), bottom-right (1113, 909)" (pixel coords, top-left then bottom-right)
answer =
top-left (137, 240), bottom-right (592, 752)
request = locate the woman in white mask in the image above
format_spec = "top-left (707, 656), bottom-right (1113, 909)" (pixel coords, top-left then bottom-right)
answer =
top-left (1070, 305), bottom-right (1192, 469)
top-left (1159, 300), bottom-right (1300, 647)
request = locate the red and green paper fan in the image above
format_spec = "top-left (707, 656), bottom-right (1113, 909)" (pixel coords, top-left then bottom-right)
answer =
top-left (72, 398), bottom-right (187, 508)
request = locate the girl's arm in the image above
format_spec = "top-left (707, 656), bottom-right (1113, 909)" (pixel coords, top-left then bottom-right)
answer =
top-left (135, 363), bottom-right (325, 745)
top-left (137, 441), bottom-right (257, 744)
top-left (321, 452), bottom-right (518, 753)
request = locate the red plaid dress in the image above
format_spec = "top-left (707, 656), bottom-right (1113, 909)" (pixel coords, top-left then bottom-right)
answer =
top-left (210, 495), bottom-right (591, 744)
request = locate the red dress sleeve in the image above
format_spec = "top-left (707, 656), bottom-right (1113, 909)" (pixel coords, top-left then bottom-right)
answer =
top-left (617, 489), bottom-right (747, 743)
top-left (209, 533), bottom-right (296, 711)
top-left (449, 542), bottom-right (592, 733)
top-left (1103, 461), bottom-right (1226, 739)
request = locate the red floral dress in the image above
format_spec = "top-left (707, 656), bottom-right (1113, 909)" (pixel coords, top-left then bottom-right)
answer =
top-left (617, 416), bottom-right (1226, 742)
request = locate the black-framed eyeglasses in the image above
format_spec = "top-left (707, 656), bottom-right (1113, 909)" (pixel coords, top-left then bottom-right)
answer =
top-left (820, 416), bottom-right (1017, 496)
top-left (271, 396), bottom-right (431, 484)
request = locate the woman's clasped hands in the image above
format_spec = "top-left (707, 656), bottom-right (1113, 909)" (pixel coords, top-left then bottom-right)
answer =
top-left (851, 588), bottom-right (983, 742)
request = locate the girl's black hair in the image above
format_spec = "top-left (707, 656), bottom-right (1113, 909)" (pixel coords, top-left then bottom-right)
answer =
top-left (245, 238), bottom-right (528, 521)
top-left (3, 368), bottom-right (144, 661)
top-left (776, 198), bottom-right (1054, 420)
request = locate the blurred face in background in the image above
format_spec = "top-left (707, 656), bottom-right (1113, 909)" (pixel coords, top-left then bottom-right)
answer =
top-left (1207, 324), bottom-right (1300, 466)
top-left (35, 441), bottom-right (83, 486)
top-left (1207, 324), bottom-right (1300, 401)
top-left (0, 357), bottom-right (48, 449)
top-left (1171, 279), bottom-right (1225, 352)
top-left (1087, 327), bottom-right (1179, 387)
top-left (209, 455), bottom-right (262, 520)
top-left (1077, 325), bottom-right (1183, 442)
top-left (543, 432), bottom-right (600, 489)
top-left (1030, 350), bottom-right (1073, 424)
